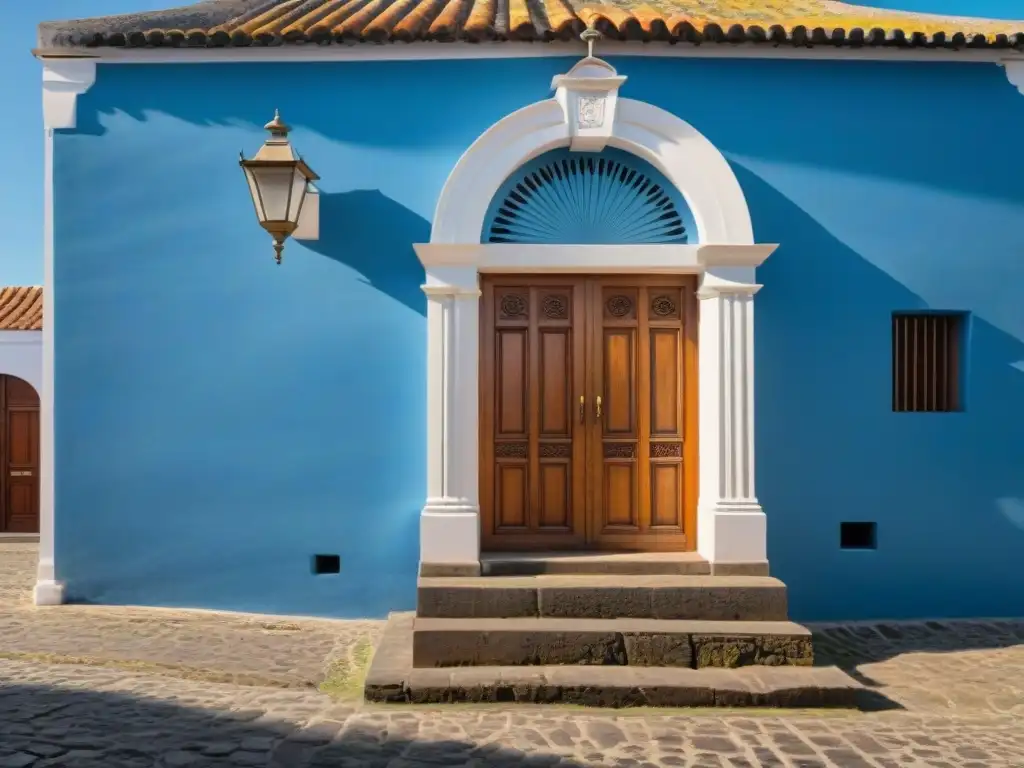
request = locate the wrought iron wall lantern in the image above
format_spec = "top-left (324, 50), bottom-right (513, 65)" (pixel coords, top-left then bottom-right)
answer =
top-left (239, 110), bottom-right (320, 264)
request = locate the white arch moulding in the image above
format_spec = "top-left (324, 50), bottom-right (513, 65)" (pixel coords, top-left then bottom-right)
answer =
top-left (414, 54), bottom-right (779, 576)
top-left (0, 332), bottom-right (43, 396)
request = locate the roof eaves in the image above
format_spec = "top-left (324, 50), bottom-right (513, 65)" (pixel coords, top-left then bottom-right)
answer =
top-left (0, 287), bottom-right (43, 332)
top-left (36, 0), bottom-right (276, 50)
top-left (34, 0), bottom-right (1024, 51)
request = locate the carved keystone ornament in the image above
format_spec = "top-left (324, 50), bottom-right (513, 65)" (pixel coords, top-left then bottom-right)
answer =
top-left (551, 27), bottom-right (628, 152)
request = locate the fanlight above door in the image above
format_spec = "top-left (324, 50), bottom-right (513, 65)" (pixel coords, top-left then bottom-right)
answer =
top-left (483, 148), bottom-right (690, 245)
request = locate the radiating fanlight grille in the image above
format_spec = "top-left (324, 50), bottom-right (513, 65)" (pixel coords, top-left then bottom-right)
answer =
top-left (485, 152), bottom-right (688, 245)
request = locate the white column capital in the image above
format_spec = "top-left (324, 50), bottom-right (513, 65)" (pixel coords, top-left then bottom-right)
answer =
top-left (697, 261), bottom-right (765, 299)
top-left (422, 264), bottom-right (479, 295)
top-left (422, 284), bottom-right (481, 298)
top-left (42, 58), bottom-right (97, 131)
top-left (697, 282), bottom-right (762, 300)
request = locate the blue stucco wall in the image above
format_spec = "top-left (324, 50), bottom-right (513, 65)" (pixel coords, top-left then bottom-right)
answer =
top-left (54, 56), bottom-right (1024, 621)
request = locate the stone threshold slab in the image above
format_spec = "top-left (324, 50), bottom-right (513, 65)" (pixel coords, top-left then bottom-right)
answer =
top-left (413, 617), bottom-right (813, 668)
top-left (0, 534), bottom-right (39, 543)
top-left (480, 551), bottom-right (713, 576)
top-left (417, 574), bottom-right (789, 621)
top-left (415, 617), bottom-right (810, 634)
top-left (365, 613), bottom-right (859, 709)
top-left (420, 575), bottom-right (785, 588)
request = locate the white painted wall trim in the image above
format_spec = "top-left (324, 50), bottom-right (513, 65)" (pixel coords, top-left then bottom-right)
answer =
top-left (0, 332), bottom-right (43, 395)
top-left (414, 244), bottom-right (777, 274)
top-left (418, 57), bottom-right (776, 568)
top-left (36, 58), bottom-right (97, 605)
top-left (42, 59), bottom-right (96, 131)
top-left (37, 44), bottom-right (1024, 66)
top-left (1004, 60), bottom-right (1024, 94)
top-left (35, 125), bottom-right (61, 606)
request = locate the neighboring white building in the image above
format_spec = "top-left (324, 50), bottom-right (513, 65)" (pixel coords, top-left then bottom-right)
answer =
top-left (0, 287), bottom-right (42, 538)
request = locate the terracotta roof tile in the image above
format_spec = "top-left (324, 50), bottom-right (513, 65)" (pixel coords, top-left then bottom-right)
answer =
top-left (37, 0), bottom-right (1024, 49)
top-left (0, 288), bottom-right (42, 331)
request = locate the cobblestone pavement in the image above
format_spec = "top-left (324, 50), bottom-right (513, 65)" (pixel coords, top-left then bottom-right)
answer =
top-left (0, 543), bottom-right (36, 606)
top-left (1, 543), bottom-right (1023, 767)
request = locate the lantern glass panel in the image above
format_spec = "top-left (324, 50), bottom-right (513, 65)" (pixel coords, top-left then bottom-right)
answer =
top-left (248, 166), bottom-right (296, 223)
top-left (287, 167), bottom-right (309, 223)
top-left (242, 166), bottom-right (263, 220)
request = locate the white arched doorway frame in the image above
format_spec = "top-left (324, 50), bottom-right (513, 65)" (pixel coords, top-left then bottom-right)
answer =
top-left (431, 99), bottom-right (754, 247)
top-left (414, 90), bottom-right (778, 576)
top-left (0, 331), bottom-right (43, 544)
top-left (0, 332), bottom-right (43, 396)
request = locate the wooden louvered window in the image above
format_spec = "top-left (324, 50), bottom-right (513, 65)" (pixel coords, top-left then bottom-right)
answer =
top-left (892, 313), bottom-right (964, 412)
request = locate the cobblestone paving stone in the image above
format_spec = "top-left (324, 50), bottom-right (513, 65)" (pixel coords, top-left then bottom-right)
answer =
top-left (0, 602), bottom-right (381, 689)
top-left (2, 544), bottom-right (1023, 767)
top-left (0, 545), bottom-right (382, 690)
top-left (0, 543), bottom-right (37, 606)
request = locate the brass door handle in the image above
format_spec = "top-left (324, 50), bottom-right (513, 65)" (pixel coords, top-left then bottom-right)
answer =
top-left (595, 396), bottom-right (603, 419)
top-left (579, 395), bottom-right (585, 423)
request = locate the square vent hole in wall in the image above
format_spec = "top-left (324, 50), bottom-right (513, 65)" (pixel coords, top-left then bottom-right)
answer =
top-left (840, 522), bottom-right (877, 550)
top-left (312, 554), bottom-right (340, 575)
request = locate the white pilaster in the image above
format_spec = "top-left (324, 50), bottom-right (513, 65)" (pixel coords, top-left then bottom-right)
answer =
top-left (420, 267), bottom-right (481, 568)
top-left (696, 267), bottom-right (766, 567)
top-left (35, 59), bottom-right (95, 606)
top-left (34, 126), bottom-right (62, 606)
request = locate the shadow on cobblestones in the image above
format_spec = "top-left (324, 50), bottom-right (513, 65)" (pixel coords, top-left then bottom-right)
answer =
top-left (814, 620), bottom-right (1024, 670)
top-left (0, 681), bottom-right (595, 768)
top-left (811, 619), bottom-right (1024, 712)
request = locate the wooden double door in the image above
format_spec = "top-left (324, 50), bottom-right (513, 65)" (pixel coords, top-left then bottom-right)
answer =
top-left (0, 375), bottom-right (40, 534)
top-left (481, 275), bottom-right (697, 551)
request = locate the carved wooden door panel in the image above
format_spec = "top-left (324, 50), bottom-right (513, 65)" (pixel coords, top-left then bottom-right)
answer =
top-left (587, 277), bottom-right (697, 550)
top-left (480, 277), bottom-right (588, 550)
top-left (0, 375), bottom-right (40, 534)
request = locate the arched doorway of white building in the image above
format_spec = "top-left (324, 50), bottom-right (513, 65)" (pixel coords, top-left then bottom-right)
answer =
top-left (0, 374), bottom-right (40, 534)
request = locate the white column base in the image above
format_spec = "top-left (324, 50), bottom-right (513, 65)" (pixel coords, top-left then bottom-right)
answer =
top-left (33, 558), bottom-right (65, 605)
top-left (697, 501), bottom-right (767, 565)
top-left (420, 503), bottom-right (480, 575)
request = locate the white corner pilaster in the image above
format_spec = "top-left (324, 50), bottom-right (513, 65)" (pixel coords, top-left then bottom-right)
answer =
top-left (42, 58), bottom-right (97, 131)
top-left (420, 266), bottom-right (481, 570)
top-left (34, 126), bottom-right (62, 606)
top-left (695, 263), bottom-right (768, 569)
top-left (35, 58), bottom-right (94, 606)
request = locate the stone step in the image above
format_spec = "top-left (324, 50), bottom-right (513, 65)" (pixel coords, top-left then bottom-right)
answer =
top-left (480, 551), bottom-right (713, 576)
top-left (412, 617), bottom-right (812, 668)
top-left (0, 533), bottom-right (38, 543)
top-left (417, 574), bottom-right (788, 621)
top-left (365, 613), bottom-right (860, 709)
